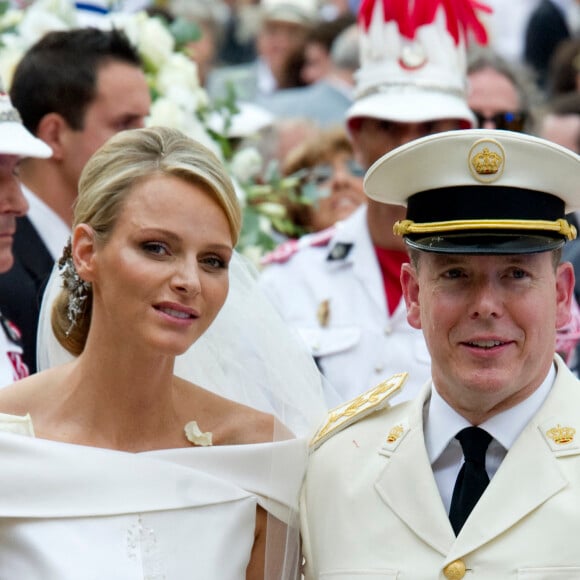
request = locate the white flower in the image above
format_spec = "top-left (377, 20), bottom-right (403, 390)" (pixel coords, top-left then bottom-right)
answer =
top-left (155, 54), bottom-right (209, 118)
top-left (0, 9), bottom-right (23, 31)
top-left (258, 215), bottom-right (274, 234)
top-left (155, 52), bottom-right (200, 94)
top-left (147, 97), bottom-right (220, 156)
top-left (180, 113), bottom-right (221, 156)
top-left (148, 97), bottom-right (184, 128)
top-left (134, 13), bottom-right (175, 71)
top-left (257, 202), bottom-right (287, 219)
top-left (0, 44), bottom-right (26, 89)
top-left (18, 0), bottom-right (75, 44)
top-left (107, 11), bottom-right (142, 44)
top-left (230, 147), bottom-right (263, 184)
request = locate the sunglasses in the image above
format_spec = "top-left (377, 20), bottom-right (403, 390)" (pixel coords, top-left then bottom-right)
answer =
top-left (473, 110), bottom-right (528, 132)
top-left (305, 160), bottom-right (365, 186)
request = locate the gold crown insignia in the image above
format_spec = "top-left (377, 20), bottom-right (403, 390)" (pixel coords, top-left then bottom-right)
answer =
top-left (386, 424), bottom-right (404, 443)
top-left (546, 424), bottom-right (576, 445)
top-left (470, 147), bottom-right (503, 175)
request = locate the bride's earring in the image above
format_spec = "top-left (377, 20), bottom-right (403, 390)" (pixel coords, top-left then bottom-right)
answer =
top-left (58, 240), bottom-right (91, 336)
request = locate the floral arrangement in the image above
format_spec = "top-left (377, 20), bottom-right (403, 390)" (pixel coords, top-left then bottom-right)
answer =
top-left (229, 148), bottom-right (321, 263)
top-left (0, 0), bottom-right (311, 264)
top-left (0, 0), bottom-right (219, 153)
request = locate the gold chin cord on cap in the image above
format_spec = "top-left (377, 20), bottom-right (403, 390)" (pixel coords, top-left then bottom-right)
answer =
top-left (393, 218), bottom-right (577, 241)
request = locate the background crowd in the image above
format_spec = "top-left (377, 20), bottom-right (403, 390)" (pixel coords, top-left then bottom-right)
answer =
top-left (0, 0), bottom-right (577, 394)
top-left (0, 0), bottom-right (578, 390)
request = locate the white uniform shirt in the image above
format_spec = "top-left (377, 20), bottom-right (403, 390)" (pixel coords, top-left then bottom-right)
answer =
top-left (425, 364), bottom-right (555, 512)
top-left (22, 185), bottom-right (70, 260)
top-left (260, 206), bottom-right (431, 406)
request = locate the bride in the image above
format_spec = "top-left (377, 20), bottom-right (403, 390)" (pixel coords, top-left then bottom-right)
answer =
top-left (0, 126), bottom-right (327, 579)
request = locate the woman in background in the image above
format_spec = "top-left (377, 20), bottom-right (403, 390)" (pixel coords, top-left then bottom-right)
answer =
top-left (282, 126), bottom-right (367, 234)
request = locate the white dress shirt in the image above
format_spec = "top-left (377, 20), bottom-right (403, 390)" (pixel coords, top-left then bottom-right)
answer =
top-left (21, 185), bottom-right (70, 261)
top-left (424, 364), bottom-right (556, 513)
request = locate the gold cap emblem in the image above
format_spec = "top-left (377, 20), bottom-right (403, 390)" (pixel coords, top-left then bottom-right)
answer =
top-left (468, 138), bottom-right (506, 183)
top-left (472, 147), bottom-right (502, 174)
top-left (386, 424), bottom-right (404, 443)
top-left (546, 424), bottom-right (576, 445)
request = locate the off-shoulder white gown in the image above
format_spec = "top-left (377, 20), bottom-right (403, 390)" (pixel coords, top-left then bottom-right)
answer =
top-left (0, 414), bottom-right (306, 579)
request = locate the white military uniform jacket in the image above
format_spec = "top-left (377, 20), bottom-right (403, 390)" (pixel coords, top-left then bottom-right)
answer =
top-left (301, 357), bottom-right (580, 579)
top-left (259, 206), bottom-right (431, 406)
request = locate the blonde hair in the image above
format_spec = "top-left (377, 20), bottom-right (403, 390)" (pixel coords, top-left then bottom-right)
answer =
top-left (53, 126), bottom-right (241, 356)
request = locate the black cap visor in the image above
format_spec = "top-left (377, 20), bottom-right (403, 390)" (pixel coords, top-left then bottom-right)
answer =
top-left (405, 231), bottom-right (566, 255)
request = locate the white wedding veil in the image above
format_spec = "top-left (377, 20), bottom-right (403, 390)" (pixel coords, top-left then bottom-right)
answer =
top-left (37, 250), bottom-right (329, 438)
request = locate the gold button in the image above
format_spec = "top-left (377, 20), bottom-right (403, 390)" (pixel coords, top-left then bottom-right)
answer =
top-left (443, 559), bottom-right (466, 580)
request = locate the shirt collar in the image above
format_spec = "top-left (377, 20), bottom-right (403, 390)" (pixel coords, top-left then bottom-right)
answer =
top-left (425, 363), bottom-right (556, 464)
top-left (256, 59), bottom-right (277, 95)
top-left (21, 184), bottom-right (70, 261)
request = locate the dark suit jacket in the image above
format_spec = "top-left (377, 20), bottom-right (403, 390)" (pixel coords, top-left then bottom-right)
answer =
top-left (0, 216), bottom-right (54, 373)
top-left (524, 0), bottom-right (570, 89)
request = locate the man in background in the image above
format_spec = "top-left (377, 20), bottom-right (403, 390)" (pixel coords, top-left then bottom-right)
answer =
top-left (206, 0), bottom-right (318, 101)
top-left (0, 27), bottom-right (151, 372)
top-left (259, 0), bottom-right (490, 406)
top-left (0, 80), bottom-right (51, 386)
top-left (467, 49), bottom-right (537, 133)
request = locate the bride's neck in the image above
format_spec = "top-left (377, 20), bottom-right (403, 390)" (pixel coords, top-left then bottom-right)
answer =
top-left (49, 348), bottom-right (183, 450)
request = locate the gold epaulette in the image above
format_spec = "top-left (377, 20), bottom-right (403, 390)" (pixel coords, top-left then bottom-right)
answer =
top-left (309, 372), bottom-right (408, 451)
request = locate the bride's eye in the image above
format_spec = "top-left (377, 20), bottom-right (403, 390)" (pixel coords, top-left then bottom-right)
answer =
top-left (142, 242), bottom-right (169, 256)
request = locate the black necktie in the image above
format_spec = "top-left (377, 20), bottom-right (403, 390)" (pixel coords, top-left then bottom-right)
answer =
top-left (448, 426), bottom-right (492, 535)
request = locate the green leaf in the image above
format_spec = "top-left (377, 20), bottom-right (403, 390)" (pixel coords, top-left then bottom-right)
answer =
top-left (169, 17), bottom-right (201, 48)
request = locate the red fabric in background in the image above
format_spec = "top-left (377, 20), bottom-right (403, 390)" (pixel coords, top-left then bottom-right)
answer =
top-left (374, 247), bottom-right (409, 315)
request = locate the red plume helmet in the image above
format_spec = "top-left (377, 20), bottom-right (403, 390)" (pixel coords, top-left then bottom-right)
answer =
top-left (359, 0), bottom-right (490, 44)
top-left (347, 0), bottom-right (491, 127)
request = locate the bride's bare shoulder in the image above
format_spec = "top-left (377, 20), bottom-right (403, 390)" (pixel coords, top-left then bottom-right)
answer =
top-left (176, 377), bottom-right (292, 445)
top-left (0, 365), bottom-right (71, 415)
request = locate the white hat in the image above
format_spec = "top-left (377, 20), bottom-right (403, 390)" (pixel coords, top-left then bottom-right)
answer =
top-left (364, 129), bottom-right (580, 254)
top-left (0, 82), bottom-right (52, 159)
top-left (261, 0), bottom-right (318, 25)
top-left (74, 0), bottom-right (110, 27)
top-left (347, 0), bottom-right (491, 128)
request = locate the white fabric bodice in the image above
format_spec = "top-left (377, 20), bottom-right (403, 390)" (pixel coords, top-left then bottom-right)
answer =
top-left (0, 415), bottom-right (307, 579)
